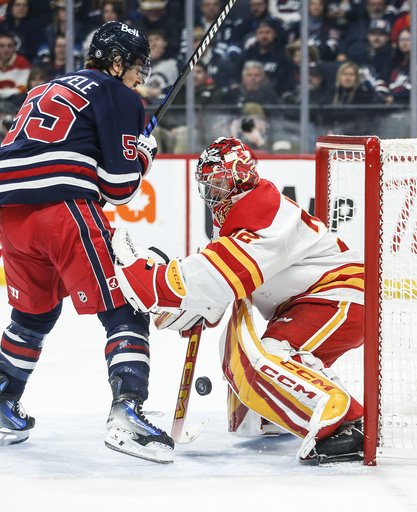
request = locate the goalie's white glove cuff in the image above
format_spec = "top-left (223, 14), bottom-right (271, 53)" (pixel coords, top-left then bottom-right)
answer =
top-left (154, 303), bottom-right (228, 333)
top-left (112, 228), bottom-right (148, 266)
top-left (137, 133), bottom-right (157, 177)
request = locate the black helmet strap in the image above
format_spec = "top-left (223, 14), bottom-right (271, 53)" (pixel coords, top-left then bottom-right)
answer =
top-left (106, 50), bottom-right (129, 81)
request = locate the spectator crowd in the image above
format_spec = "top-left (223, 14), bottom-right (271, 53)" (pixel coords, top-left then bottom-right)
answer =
top-left (0, 0), bottom-right (413, 151)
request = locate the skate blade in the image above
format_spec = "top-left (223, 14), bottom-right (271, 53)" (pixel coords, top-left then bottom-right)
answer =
top-left (0, 427), bottom-right (30, 446)
top-left (105, 428), bottom-right (174, 464)
top-left (317, 452), bottom-right (364, 464)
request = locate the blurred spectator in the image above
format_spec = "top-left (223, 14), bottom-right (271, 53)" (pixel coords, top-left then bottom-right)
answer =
top-left (26, 65), bottom-right (47, 89)
top-left (136, 28), bottom-right (178, 105)
top-left (181, 0), bottom-right (241, 76)
top-left (332, 61), bottom-right (373, 103)
top-left (10, 64), bottom-right (47, 108)
top-left (230, 102), bottom-right (272, 153)
top-left (0, 31), bottom-right (30, 100)
top-left (383, 27), bottom-right (411, 105)
top-left (347, 0), bottom-right (398, 22)
top-left (132, 0), bottom-right (183, 55)
top-left (41, 34), bottom-right (83, 80)
top-left (195, 0), bottom-right (229, 32)
top-left (81, 0), bottom-right (126, 57)
top-left (282, 38), bottom-right (321, 102)
top-left (232, 0), bottom-right (288, 51)
top-left (284, 58), bottom-right (331, 105)
top-left (222, 60), bottom-right (281, 107)
top-left (308, 61), bottom-right (331, 104)
top-left (173, 60), bottom-right (224, 106)
top-left (178, 24), bottom-right (238, 90)
top-left (391, 6), bottom-right (410, 43)
top-left (238, 19), bottom-right (294, 98)
top-left (353, 19), bottom-right (393, 102)
top-left (352, 19), bottom-right (393, 74)
top-left (0, 0), bottom-right (44, 62)
top-left (337, 0), bottom-right (395, 62)
top-left (289, 0), bottom-right (342, 61)
top-left (161, 61), bottom-right (225, 154)
top-left (269, 0), bottom-right (301, 29)
top-left (36, 0), bottom-right (83, 65)
top-left (326, 0), bottom-right (351, 30)
top-left (340, 16), bottom-right (394, 69)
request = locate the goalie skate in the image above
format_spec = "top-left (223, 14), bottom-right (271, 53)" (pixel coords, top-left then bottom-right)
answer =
top-left (105, 395), bottom-right (174, 464)
top-left (305, 420), bottom-right (364, 464)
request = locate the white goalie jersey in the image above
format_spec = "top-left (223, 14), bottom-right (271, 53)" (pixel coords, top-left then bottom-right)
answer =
top-left (179, 179), bottom-right (364, 320)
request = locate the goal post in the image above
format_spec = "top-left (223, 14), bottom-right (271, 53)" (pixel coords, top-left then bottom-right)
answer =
top-left (315, 135), bottom-right (417, 466)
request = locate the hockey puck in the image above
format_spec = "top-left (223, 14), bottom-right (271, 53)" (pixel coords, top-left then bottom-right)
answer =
top-left (195, 376), bottom-right (212, 396)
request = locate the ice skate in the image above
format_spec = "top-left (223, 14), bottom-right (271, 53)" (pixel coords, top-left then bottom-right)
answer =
top-left (105, 394), bottom-right (174, 464)
top-left (0, 374), bottom-right (35, 446)
top-left (306, 419), bottom-right (364, 463)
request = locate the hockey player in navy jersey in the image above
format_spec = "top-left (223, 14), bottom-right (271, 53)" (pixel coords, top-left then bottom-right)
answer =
top-left (0, 21), bottom-right (174, 464)
top-left (112, 136), bottom-right (365, 463)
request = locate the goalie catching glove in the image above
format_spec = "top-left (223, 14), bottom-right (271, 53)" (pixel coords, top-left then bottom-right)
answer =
top-left (137, 133), bottom-right (157, 177)
top-left (113, 227), bottom-right (187, 312)
top-left (153, 304), bottom-right (228, 338)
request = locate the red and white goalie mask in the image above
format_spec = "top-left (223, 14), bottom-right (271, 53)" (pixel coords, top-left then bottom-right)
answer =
top-left (195, 136), bottom-right (260, 225)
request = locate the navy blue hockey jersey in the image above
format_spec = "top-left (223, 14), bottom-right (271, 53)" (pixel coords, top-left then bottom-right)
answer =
top-left (0, 69), bottom-right (146, 206)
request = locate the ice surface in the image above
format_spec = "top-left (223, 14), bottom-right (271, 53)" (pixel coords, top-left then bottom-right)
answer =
top-left (1, 287), bottom-right (417, 511)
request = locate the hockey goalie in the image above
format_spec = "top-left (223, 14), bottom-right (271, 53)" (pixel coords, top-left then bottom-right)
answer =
top-left (112, 136), bottom-right (365, 463)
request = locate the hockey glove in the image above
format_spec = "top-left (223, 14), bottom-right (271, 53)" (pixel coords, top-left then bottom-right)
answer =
top-left (137, 133), bottom-right (157, 177)
top-left (154, 304), bottom-right (228, 338)
top-left (113, 228), bottom-right (186, 313)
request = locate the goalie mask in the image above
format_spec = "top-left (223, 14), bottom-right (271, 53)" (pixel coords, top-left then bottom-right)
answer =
top-left (195, 137), bottom-right (260, 225)
top-left (89, 21), bottom-right (152, 84)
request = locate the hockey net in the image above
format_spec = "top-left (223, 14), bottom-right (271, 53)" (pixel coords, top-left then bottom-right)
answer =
top-left (316, 135), bottom-right (417, 466)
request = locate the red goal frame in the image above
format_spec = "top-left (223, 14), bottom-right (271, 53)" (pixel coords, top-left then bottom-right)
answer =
top-left (315, 135), bottom-right (382, 466)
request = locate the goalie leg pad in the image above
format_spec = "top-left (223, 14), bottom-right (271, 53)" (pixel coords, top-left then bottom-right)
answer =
top-left (222, 299), bottom-right (350, 451)
top-left (227, 384), bottom-right (287, 436)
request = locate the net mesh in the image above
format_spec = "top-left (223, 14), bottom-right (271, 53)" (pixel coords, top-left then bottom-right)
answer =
top-left (325, 139), bottom-right (417, 458)
top-left (379, 140), bottom-right (417, 453)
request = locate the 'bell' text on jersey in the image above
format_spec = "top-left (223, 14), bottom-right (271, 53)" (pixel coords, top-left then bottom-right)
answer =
top-left (0, 69), bottom-right (145, 206)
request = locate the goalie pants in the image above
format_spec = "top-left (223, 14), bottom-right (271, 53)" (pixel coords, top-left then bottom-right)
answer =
top-left (0, 201), bottom-right (151, 399)
top-left (264, 300), bottom-right (363, 367)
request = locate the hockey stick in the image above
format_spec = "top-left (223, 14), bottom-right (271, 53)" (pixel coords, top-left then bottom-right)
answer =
top-left (171, 321), bottom-right (208, 444)
top-left (142, 0), bottom-right (238, 136)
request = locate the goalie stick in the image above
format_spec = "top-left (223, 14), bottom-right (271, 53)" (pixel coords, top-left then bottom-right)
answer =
top-left (171, 321), bottom-right (208, 444)
top-left (99, 0), bottom-right (237, 208)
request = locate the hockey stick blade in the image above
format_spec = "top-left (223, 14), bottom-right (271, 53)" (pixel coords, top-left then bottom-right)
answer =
top-left (171, 322), bottom-right (208, 444)
top-left (176, 419), bottom-right (209, 444)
